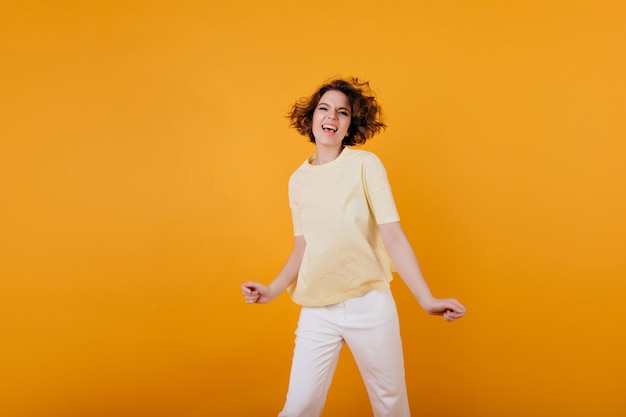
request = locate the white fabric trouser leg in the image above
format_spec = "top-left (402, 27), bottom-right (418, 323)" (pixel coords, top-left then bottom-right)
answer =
top-left (278, 288), bottom-right (410, 417)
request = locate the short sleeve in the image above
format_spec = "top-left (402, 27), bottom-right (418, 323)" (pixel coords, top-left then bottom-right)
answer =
top-left (363, 154), bottom-right (400, 224)
top-left (288, 181), bottom-right (303, 236)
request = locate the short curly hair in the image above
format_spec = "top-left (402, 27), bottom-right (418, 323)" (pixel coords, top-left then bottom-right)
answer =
top-left (287, 77), bottom-right (386, 146)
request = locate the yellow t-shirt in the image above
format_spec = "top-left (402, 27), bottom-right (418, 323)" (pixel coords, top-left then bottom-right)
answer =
top-left (287, 147), bottom-right (400, 306)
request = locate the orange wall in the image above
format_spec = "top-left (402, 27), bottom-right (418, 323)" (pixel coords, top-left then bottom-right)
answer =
top-left (1, 1), bottom-right (625, 416)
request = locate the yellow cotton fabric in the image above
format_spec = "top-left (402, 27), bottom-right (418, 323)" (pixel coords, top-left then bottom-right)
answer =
top-left (287, 147), bottom-right (400, 306)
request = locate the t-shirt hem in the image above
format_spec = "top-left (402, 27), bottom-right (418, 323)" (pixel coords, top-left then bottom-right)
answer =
top-left (290, 281), bottom-right (391, 307)
top-left (376, 216), bottom-right (400, 225)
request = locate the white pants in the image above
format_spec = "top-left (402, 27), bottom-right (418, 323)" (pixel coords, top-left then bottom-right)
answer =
top-left (278, 288), bottom-right (410, 417)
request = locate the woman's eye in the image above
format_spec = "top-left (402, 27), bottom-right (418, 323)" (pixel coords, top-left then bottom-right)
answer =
top-left (340, 111), bottom-right (349, 116)
top-left (318, 106), bottom-right (327, 111)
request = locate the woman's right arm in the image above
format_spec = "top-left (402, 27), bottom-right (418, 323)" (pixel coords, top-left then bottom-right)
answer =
top-left (241, 235), bottom-right (306, 304)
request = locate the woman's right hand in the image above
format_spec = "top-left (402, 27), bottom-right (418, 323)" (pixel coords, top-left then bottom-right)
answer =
top-left (241, 281), bottom-right (273, 304)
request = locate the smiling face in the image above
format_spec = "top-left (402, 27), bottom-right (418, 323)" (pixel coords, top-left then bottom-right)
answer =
top-left (311, 90), bottom-right (351, 149)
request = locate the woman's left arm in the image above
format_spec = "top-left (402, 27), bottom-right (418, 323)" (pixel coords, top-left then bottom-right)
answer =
top-left (379, 221), bottom-right (466, 322)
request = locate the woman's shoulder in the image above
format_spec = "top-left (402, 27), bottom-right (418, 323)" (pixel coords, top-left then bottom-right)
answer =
top-left (345, 148), bottom-right (385, 167)
top-left (288, 156), bottom-right (312, 183)
top-left (345, 147), bottom-right (381, 161)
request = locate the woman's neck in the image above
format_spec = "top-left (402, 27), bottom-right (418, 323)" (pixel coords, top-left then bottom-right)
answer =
top-left (312, 145), bottom-right (345, 165)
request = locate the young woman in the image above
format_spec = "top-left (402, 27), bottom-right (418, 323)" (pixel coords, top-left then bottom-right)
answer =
top-left (241, 78), bottom-right (466, 417)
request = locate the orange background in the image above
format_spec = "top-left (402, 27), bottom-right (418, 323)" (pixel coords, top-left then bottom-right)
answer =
top-left (1, 1), bottom-right (625, 416)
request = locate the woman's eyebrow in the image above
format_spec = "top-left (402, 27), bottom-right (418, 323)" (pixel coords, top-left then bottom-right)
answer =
top-left (318, 102), bottom-right (350, 112)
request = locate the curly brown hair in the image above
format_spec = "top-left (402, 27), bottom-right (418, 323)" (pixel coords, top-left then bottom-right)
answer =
top-left (287, 77), bottom-right (386, 146)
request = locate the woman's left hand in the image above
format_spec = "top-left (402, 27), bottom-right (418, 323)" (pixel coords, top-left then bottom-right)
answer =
top-left (421, 297), bottom-right (466, 322)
